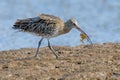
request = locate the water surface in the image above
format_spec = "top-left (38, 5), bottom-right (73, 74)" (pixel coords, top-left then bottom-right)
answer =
top-left (0, 0), bottom-right (120, 51)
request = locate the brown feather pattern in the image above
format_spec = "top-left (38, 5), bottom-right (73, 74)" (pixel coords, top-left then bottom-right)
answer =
top-left (13, 14), bottom-right (64, 38)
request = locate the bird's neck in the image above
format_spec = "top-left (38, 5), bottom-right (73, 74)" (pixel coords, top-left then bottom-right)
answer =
top-left (58, 21), bottom-right (73, 35)
top-left (63, 21), bottom-right (73, 33)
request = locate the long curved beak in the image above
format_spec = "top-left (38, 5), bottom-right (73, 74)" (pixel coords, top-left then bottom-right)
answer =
top-left (75, 25), bottom-right (93, 44)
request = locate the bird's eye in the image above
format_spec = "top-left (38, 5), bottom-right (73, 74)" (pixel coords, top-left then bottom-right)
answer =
top-left (73, 23), bottom-right (76, 26)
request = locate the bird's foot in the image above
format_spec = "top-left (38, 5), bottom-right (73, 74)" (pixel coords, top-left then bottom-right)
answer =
top-left (34, 54), bottom-right (40, 59)
top-left (54, 52), bottom-right (59, 59)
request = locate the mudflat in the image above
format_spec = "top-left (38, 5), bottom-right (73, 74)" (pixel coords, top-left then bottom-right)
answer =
top-left (0, 43), bottom-right (120, 80)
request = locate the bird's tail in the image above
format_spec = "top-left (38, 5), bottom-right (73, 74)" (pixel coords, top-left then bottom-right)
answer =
top-left (13, 17), bottom-right (40, 31)
top-left (13, 18), bottom-right (31, 30)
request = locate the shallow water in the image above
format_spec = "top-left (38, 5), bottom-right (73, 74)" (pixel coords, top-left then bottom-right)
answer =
top-left (0, 0), bottom-right (120, 51)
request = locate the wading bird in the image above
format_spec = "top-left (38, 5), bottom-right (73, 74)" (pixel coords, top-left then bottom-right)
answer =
top-left (13, 14), bottom-right (92, 59)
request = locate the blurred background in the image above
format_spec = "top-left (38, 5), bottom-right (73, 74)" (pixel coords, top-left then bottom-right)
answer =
top-left (0, 0), bottom-right (120, 51)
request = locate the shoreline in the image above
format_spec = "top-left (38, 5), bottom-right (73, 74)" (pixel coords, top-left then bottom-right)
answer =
top-left (0, 42), bottom-right (120, 80)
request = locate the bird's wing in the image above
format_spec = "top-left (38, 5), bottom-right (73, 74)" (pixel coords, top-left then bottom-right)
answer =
top-left (39, 14), bottom-right (63, 23)
top-left (13, 14), bottom-right (64, 28)
top-left (13, 14), bottom-right (64, 34)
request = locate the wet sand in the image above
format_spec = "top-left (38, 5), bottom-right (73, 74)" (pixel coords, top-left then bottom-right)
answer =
top-left (0, 43), bottom-right (120, 80)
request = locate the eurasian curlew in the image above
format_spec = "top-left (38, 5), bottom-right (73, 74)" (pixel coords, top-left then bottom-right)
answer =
top-left (13, 14), bottom-right (92, 59)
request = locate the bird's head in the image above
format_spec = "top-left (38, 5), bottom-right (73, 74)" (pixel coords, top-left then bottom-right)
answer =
top-left (69, 18), bottom-right (92, 44)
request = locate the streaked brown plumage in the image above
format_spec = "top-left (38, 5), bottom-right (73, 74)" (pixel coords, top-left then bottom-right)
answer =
top-left (13, 14), bottom-right (92, 59)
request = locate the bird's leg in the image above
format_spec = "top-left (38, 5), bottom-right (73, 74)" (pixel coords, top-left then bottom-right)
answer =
top-left (48, 39), bottom-right (59, 59)
top-left (34, 38), bottom-right (44, 58)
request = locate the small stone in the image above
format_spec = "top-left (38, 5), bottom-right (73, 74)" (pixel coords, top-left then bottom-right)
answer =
top-left (49, 77), bottom-right (56, 80)
top-left (2, 65), bottom-right (8, 69)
